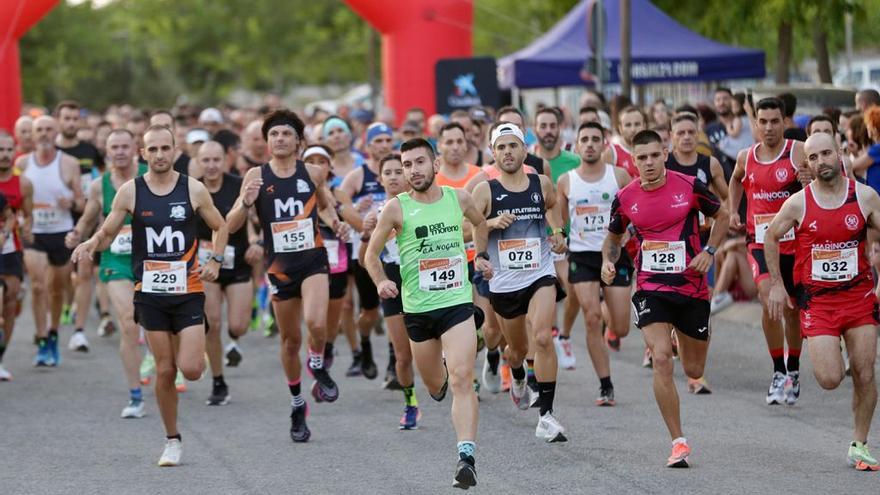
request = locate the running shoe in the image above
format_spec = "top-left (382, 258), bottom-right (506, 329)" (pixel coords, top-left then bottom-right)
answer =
top-left (140, 352), bottom-right (156, 385)
top-left (383, 368), bottom-right (403, 390)
top-left (596, 386), bottom-right (616, 406)
top-left (310, 368), bottom-right (339, 403)
top-left (158, 438), bottom-right (182, 467)
top-left (262, 313), bottom-right (277, 338)
top-left (687, 377), bottom-right (712, 395)
top-left (290, 404), bottom-right (310, 443)
top-left (785, 371), bottom-right (800, 405)
top-left (766, 371), bottom-right (786, 405)
top-left (499, 362), bottom-right (511, 392)
top-left (323, 343), bottom-right (335, 370)
top-left (554, 335), bottom-right (576, 370)
top-left (399, 405), bottom-right (421, 430)
top-left (510, 379), bottom-right (530, 410)
top-left (47, 333), bottom-right (60, 366)
top-left (206, 382), bottom-right (230, 406)
top-left (535, 412), bottom-right (568, 443)
top-left (97, 315), bottom-right (116, 337)
top-left (60, 304), bottom-right (73, 326)
top-left (224, 342), bottom-right (242, 368)
top-left (0, 364), bottom-right (11, 381)
top-left (453, 458), bottom-right (477, 490)
top-left (34, 340), bottom-right (52, 367)
top-left (346, 351), bottom-right (363, 377)
top-left (481, 353), bottom-right (501, 394)
top-left (475, 327), bottom-right (485, 353)
top-left (847, 441), bottom-right (880, 471)
top-left (642, 348), bottom-right (653, 368)
top-left (527, 378), bottom-right (540, 408)
top-left (360, 340), bottom-right (378, 380)
top-left (175, 370), bottom-right (187, 393)
top-left (605, 326), bottom-right (621, 352)
top-left (710, 291), bottom-right (734, 314)
top-left (121, 399), bottom-right (145, 418)
top-left (68, 331), bottom-right (89, 353)
top-left (667, 440), bottom-right (690, 468)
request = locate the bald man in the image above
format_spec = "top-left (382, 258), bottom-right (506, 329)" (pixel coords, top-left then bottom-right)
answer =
top-left (149, 111), bottom-right (193, 176)
top-left (14, 116), bottom-right (34, 158)
top-left (766, 132), bottom-right (880, 471)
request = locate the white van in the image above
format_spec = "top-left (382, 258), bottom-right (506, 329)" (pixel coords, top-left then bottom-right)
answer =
top-left (833, 59), bottom-right (880, 91)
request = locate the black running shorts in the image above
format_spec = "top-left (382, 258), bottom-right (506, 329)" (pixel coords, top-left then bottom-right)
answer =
top-left (631, 290), bottom-right (710, 341)
top-left (489, 275), bottom-right (565, 320)
top-left (404, 303), bottom-right (475, 343)
top-left (133, 292), bottom-right (206, 334)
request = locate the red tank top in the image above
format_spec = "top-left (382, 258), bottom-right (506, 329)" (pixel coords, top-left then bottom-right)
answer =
top-left (0, 175), bottom-right (23, 252)
top-left (742, 139), bottom-right (801, 254)
top-left (794, 180), bottom-right (873, 304)
top-left (612, 143), bottom-right (639, 179)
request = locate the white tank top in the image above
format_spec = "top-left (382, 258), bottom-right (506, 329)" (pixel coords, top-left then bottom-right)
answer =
top-left (25, 151), bottom-right (74, 234)
top-left (567, 165), bottom-right (619, 252)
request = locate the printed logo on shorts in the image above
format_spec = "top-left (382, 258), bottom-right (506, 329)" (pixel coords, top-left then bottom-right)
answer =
top-left (775, 168), bottom-right (789, 183)
top-left (845, 214), bottom-right (860, 231)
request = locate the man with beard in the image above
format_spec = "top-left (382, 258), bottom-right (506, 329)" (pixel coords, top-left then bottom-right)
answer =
top-left (496, 106), bottom-right (550, 177)
top-left (150, 111), bottom-right (193, 177)
top-left (705, 87), bottom-right (753, 172)
top-left (534, 107), bottom-right (581, 183)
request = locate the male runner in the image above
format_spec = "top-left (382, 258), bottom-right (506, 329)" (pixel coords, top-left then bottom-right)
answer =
top-left (602, 130), bottom-right (729, 467)
top-left (807, 114), bottom-right (855, 179)
top-left (149, 111), bottom-right (193, 176)
top-left (237, 120), bottom-right (269, 175)
top-left (602, 106), bottom-right (645, 179)
top-left (728, 97), bottom-right (807, 405)
top-left (558, 122), bottom-right (633, 405)
top-left (66, 129), bottom-right (146, 417)
top-left (227, 109), bottom-right (346, 443)
top-left (72, 124), bottom-right (227, 466)
top-left (495, 106), bottom-right (550, 176)
top-left (363, 137), bottom-right (491, 489)
top-left (15, 116), bottom-right (83, 366)
top-left (0, 132), bottom-right (33, 381)
top-left (437, 123), bottom-right (482, 188)
top-left (14, 116), bottom-right (35, 158)
top-left (473, 123), bottom-right (568, 441)
top-left (765, 132), bottom-right (880, 470)
top-left (197, 141), bottom-right (253, 406)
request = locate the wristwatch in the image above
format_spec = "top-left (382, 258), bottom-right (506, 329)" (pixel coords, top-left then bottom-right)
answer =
top-left (476, 251), bottom-right (490, 261)
top-left (703, 245), bottom-right (717, 256)
top-left (211, 253), bottom-right (225, 264)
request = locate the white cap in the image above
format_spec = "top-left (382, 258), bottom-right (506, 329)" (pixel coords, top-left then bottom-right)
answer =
top-left (490, 123), bottom-right (525, 147)
top-left (186, 128), bottom-right (211, 144)
top-left (598, 110), bottom-right (613, 131)
top-left (199, 107), bottom-right (223, 124)
top-left (303, 146), bottom-right (331, 161)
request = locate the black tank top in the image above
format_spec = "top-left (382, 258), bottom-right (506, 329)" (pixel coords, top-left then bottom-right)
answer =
top-left (524, 153), bottom-right (544, 175)
top-left (665, 153), bottom-right (712, 186)
top-left (198, 173), bottom-right (247, 271)
top-left (255, 162), bottom-right (324, 276)
top-left (354, 163), bottom-right (385, 204)
top-left (132, 173), bottom-right (202, 294)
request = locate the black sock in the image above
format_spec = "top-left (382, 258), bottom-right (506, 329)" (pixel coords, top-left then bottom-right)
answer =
top-left (787, 354), bottom-right (800, 373)
top-left (486, 349), bottom-right (500, 373)
top-left (511, 365), bottom-right (526, 381)
top-left (288, 381), bottom-right (301, 397)
top-left (538, 381), bottom-right (556, 416)
top-left (100, 312), bottom-right (110, 318)
top-left (772, 355), bottom-right (786, 374)
top-left (213, 375), bottom-right (225, 387)
top-left (600, 376), bottom-right (613, 390)
top-left (48, 329), bottom-right (58, 339)
top-left (75, 328), bottom-right (83, 334)
top-left (0, 343), bottom-right (6, 361)
top-left (166, 434), bottom-right (182, 441)
top-left (558, 334), bottom-right (569, 341)
top-left (324, 342), bottom-right (334, 356)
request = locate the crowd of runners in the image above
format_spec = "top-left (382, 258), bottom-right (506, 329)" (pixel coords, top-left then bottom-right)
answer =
top-left (4, 87), bottom-right (880, 487)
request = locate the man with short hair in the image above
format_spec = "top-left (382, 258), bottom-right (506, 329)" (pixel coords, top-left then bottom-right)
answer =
top-left (496, 106), bottom-right (550, 177)
top-left (150, 111), bottom-right (193, 176)
top-left (14, 116), bottom-right (34, 158)
top-left (778, 93), bottom-right (808, 141)
top-left (705, 87), bottom-right (741, 171)
top-left (856, 89), bottom-right (880, 112)
top-left (237, 120), bottom-right (269, 174)
top-left (807, 114), bottom-right (855, 179)
top-left (601, 106), bottom-right (645, 178)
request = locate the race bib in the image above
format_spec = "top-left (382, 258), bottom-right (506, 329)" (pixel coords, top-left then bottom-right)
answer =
top-left (109, 225), bottom-right (132, 255)
top-left (811, 248), bottom-right (858, 282)
top-left (418, 256), bottom-right (464, 291)
top-left (197, 240), bottom-right (235, 270)
top-left (324, 239), bottom-right (340, 269)
top-left (498, 238), bottom-right (541, 271)
top-left (271, 218), bottom-right (315, 253)
top-left (754, 213), bottom-right (795, 244)
top-left (641, 240), bottom-right (686, 273)
top-left (141, 260), bottom-right (187, 294)
top-left (33, 203), bottom-right (66, 230)
top-left (575, 204), bottom-right (610, 234)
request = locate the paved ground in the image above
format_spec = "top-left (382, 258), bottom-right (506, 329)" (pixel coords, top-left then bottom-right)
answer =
top-left (1, 299), bottom-right (878, 494)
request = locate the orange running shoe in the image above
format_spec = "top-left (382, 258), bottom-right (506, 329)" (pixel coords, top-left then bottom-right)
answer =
top-left (667, 440), bottom-right (690, 468)
top-left (500, 362), bottom-right (511, 392)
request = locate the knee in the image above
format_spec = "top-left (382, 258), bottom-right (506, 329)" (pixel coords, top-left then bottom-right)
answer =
top-left (850, 363), bottom-right (876, 388)
top-left (613, 323), bottom-right (631, 338)
top-left (815, 372), bottom-right (844, 391)
top-left (180, 360), bottom-right (204, 381)
top-left (30, 278), bottom-right (46, 294)
top-left (156, 364), bottom-right (176, 383)
top-left (651, 351), bottom-right (675, 375)
top-left (280, 333), bottom-right (301, 353)
top-left (683, 361), bottom-right (705, 380)
top-left (533, 328), bottom-right (554, 350)
top-left (505, 341), bottom-right (527, 363)
top-left (447, 364), bottom-right (472, 393)
top-left (584, 309), bottom-right (602, 330)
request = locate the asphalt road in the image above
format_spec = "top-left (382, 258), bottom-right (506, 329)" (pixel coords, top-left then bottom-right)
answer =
top-left (1, 299), bottom-right (878, 494)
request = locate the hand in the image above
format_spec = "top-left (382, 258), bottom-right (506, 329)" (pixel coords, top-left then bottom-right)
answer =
top-left (21, 227), bottom-right (33, 246)
top-left (488, 213), bottom-right (516, 230)
top-left (362, 211), bottom-right (377, 234)
top-left (549, 232), bottom-right (566, 254)
top-left (356, 195), bottom-right (373, 213)
top-left (333, 219), bottom-right (350, 242)
top-left (242, 178), bottom-right (263, 207)
top-left (244, 243), bottom-right (263, 266)
top-left (688, 251), bottom-right (713, 273)
top-left (65, 230), bottom-right (81, 249)
top-left (475, 257), bottom-right (493, 280)
top-left (377, 279), bottom-right (399, 299)
top-left (768, 281), bottom-right (793, 322)
top-left (200, 259), bottom-right (220, 282)
top-left (57, 197), bottom-right (73, 210)
top-left (600, 260), bottom-right (616, 285)
top-left (71, 238), bottom-right (97, 263)
top-left (729, 213), bottom-right (743, 231)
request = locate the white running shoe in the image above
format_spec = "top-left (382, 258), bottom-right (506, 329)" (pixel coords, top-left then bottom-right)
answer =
top-left (96, 315), bottom-right (115, 337)
top-left (158, 438), bottom-right (182, 467)
top-left (554, 336), bottom-right (576, 370)
top-left (766, 371), bottom-right (786, 405)
top-left (535, 412), bottom-right (567, 443)
top-left (710, 292), bottom-right (734, 314)
top-left (121, 399), bottom-right (145, 418)
top-left (481, 353), bottom-right (501, 394)
top-left (68, 331), bottom-right (90, 352)
top-left (642, 348), bottom-right (653, 368)
top-left (510, 379), bottom-right (530, 410)
top-left (0, 364), bottom-right (12, 381)
top-left (785, 371), bottom-right (800, 405)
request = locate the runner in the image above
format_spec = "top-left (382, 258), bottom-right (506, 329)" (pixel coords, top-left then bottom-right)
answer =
top-left (557, 122), bottom-right (633, 406)
top-left (602, 129), bottom-right (728, 467)
top-left (236, 120), bottom-right (269, 175)
top-left (601, 106), bottom-right (645, 179)
top-left (14, 116), bottom-right (34, 158)
top-left (196, 141), bottom-right (254, 406)
top-left (363, 137), bottom-right (491, 488)
top-left (472, 122), bottom-right (568, 441)
top-left (495, 106), bottom-right (550, 176)
top-left (728, 97), bottom-right (807, 405)
top-left (65, 129), bottom-right (146, 417)
top-left (15, 115), bottom-right (84, 367)
top-left (226, 109), bottom-right (346, 442)
top-left (806, 114), bottom-right (855, 179)
top-left (360, 153), bottom-right (421, 429)
top-left (149, 111), bottom-right (193, 176)
top-left (765, 132), bottom-right (880, 471)
top-left (71, 124), bottom-right (228, 466)
top-left (0, 131), bottom-right (32, 381)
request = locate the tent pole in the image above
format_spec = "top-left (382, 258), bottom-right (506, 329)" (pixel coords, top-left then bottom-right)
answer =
top-left (620, 0), bottom-right (632, 99)
top-left (513, 86), bottom-right (521, 110)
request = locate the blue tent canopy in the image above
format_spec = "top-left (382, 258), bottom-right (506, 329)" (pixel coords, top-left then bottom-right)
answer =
top-left (498, 0), bottom-right (766, 89)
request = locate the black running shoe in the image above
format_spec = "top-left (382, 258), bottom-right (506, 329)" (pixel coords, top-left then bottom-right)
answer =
top-left (206, 382), bottom-right (230, 406)
top-left (225, 345), bottom-right (242, 368)
top-left (361, 340), bottom-right (378, 380)
top-left (323, 343), bottom-right (335, 370)
top-left (310, 368), bottom-right (339, 403)
top-left (290, 404), bottom-right (310, 443)
top-left (453, 457), bottom-right (477, 490)
top-left (383, 368), bottom-right (403, 390)
top-left (346, 351), bottom-right (363, 377)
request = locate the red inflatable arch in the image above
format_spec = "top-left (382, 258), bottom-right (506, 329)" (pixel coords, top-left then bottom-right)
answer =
top-left (344, 0), bottom-right (473, 121)
top-left (0, 0), bottom-right (58, 133)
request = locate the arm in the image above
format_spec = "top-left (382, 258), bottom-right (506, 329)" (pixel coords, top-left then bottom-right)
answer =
top-left (727, 150), bottom-right (747, 230)
top-left (601, 147), bottom-right (614, 166)
top-left (540, 175), bottom-right (565, 253)
top-left (71, 181), bottom-right (133, 261)
top-left (19, 176), bottom-right (33, 244)
top-left (557, 173), bottom-right (570, 226)
top-left (333, 188), bottom-right (364, 231)
top-left (614, 166), bottom-right (633, 188)
top-left (457, 188), bottom-right (493, 279)
top-left (192, 179), bottom-right (228, 282)
top-left (339, 168), bottom-right (368, 213)
top-left (689, 181), bottom-right (730, 273)
top-left (709, 157), bottom-right (729, 201)
top-left (853, 149), bottom-right (875, 175)
top-left (464, 170), bottom-right (487, 193)
top-left (363, 198), bottom-right (402, 298)
top-left (765, 193), bottom-right (803, 320)
top-left (227, 167), bottom-right (261, 234)
top-left (601, 195), bottom-right (628, 283)
top-left (66, 179), bottom-right (103, 248)
top-left (792, 141), bottom-right (813, 185)
top-left (61, 155), bottom-right (85, 213)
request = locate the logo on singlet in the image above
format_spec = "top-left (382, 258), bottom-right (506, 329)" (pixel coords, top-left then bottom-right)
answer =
top-left (775, 168), bottom-right (789, 183)
top-left (274, 197), bottom-right (304, 218)
top-left (845, 214), bottom-right (860, 230)
top-left (297, 179), bottom-right (310, 193)
top-left (808, 220), bottom-right (818, 232)
top-left (531, 192), bottom-right (541, 204)
top-left (146, 226), bottom-right (184, 253)
top-left (170, 205), bottom-right (186, 220)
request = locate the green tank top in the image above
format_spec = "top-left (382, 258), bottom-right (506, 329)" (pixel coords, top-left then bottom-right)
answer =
top-left (397, 186), bottom-right (472, 313)
top-left (100, 164), bottom-right (147, 270)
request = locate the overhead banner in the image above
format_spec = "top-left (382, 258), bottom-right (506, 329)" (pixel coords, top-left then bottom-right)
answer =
top-left (435, 57), bottom-right (500, 114)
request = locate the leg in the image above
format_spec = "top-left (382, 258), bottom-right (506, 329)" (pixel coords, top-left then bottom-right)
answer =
top-left (757, 279), bottom-right (786, 373)
top-left (808, 335), bottom-right (847, 390)
top-left (73, 257), bottom-right (95, 331)
top-left (573, 282), bottom-right (610, 380)
top-left (386, 314), bottom-right (413, 387)
top-left (441, 319), bottom-right (479, 442)
top-left (203, 282), bottom-right (224, 378)
top-left (527, 285), bottom-right (558, 382)
top-left (175, 324), bottom-right (207, 381)
top-left (107, 280), bottom-right (141, 390)
top-left (48, 262), bottom-right (72, 330)
top-left (843, 326), bottom-right (878, 443)
top-left (23, 250), bottom-right (48, 338)
top-left (675, 331), bottom-right (710, 380)
top-left (300, 274), bottom-right (329, 359)
top-left (146, 330), bottom-right (180, 436)
top-left (496, 313), bottom-right (528, 370)
top-left (410, 337), bottom-right (447, 396)
top-left (1, 275), bottom-right (21, 352)
top-left (642, 323), bottom-right (683, 439)
top-left (224, 281), bottom-right (253, 339)
top-left (273, 297), bottom-right (303, 383)
top-left (604, 286), bottom-right (632, 339)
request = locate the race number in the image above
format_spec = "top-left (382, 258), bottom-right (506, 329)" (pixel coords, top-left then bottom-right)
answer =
top-left (641, 240), bottom-right (686, 273)
top-left (498, 238), bottom-right (541, 271)
top-left (754, 213), bottom-right (795, 244)
top-left (33, 203), bottom-right (67, 231)
top-left (575, 203), bottom-right (610, 234)
top-left (418, 256), bottom-right (464, 291)
top-left (141, 260), bottom-right (187, 294)
top-left (271, 219), bottom-right (315, 253)
top-left (811, 248), bottom-right (858, 282)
